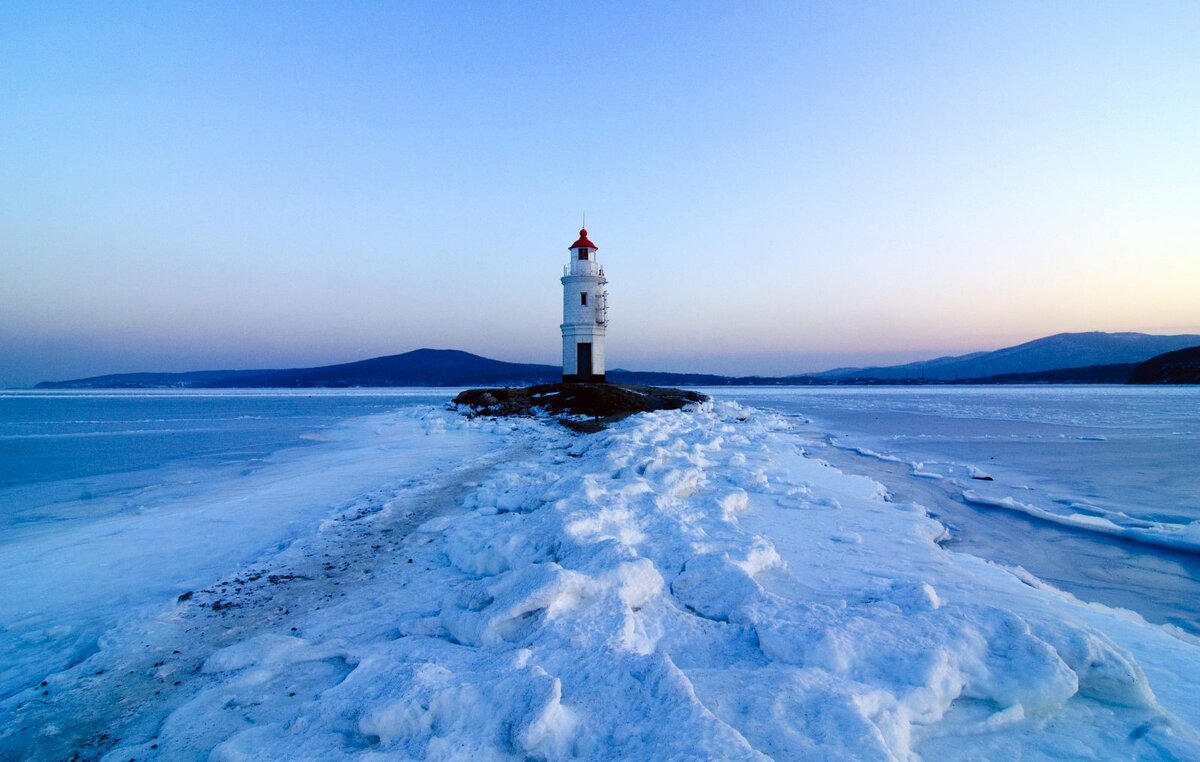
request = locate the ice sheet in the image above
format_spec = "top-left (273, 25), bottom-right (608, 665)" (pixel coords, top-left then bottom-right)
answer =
top-left (710, 386), bottom-right (1200, 634)
top-left (0, 394), bottom-right (486, 702)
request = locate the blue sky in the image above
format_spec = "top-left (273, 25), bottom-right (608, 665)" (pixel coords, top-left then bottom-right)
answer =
top-left (2, 2), bottom-right (1198, 385)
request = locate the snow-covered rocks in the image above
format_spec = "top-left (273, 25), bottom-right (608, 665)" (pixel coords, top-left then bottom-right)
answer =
top-left (6, 399), bottom-right (1199, 760)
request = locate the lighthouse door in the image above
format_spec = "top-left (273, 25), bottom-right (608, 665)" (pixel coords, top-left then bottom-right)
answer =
top-left (576, 342), bottom-right (593, 379)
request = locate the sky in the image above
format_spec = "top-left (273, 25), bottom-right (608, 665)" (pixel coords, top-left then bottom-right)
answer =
top-left (1, 1), bottom-right (1198, 386)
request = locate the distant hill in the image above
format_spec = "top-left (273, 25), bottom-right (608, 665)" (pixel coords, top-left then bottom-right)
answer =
top-left (607, 370), bottom-right (802, 386)
top-left (33, 368), bottom-right (281, 389)
top-left (964, 363), bottom-right (1139, 385)
top-left (1128, 345), bottom-right (1200, 384)
top-left (814, 332), bottom-right (1200, 382)
top-left (37, 349), bottom-right (561, 389)
top-left (35, 333), bottom-right (1200, 389)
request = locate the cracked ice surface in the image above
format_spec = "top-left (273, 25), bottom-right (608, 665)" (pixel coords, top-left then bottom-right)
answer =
top-left (5, 401), bottom-right (1200, 760)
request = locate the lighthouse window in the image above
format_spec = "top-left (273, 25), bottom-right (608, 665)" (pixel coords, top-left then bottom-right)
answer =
top-left (578, 250), bottom-right (589, 260)
top-left (580, 292), bottom-right (588, 306)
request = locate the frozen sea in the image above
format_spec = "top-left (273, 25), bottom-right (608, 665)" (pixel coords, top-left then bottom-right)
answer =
top-left (707, 386), bottom-right (1200, 634)
top-left (0, 390), bottom-right (471, 700)
top-left (2, 386), bottom-right (1199, 760)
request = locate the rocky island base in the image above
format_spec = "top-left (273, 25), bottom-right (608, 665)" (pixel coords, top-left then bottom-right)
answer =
top-left (452, 383), bottom-right (709, 432)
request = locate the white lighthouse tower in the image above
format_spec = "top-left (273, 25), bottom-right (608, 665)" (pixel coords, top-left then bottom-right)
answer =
top-left (560, 227), bottom-right (608, 383)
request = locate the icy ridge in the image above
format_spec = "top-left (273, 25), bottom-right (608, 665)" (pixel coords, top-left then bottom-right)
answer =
top-left (960, 489), bottom-right (1200, 554)
top-left (14, 401), bottom-right (1200, 759)
top-left (828, 431), bottom-right (1200, 556)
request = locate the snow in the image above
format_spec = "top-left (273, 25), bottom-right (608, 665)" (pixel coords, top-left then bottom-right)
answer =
top-left (0, 402), bottom-right (494, 703)
top-left (711, 386), bottom-right (1200, 634)
top-left (3, 394), bottom-right (1200, 759)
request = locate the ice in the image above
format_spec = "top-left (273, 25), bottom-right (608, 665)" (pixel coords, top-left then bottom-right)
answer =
top-left (3, 392), bottom-right (1200, 759)
top-left (202, 633), bottom-right (346, 674)
top-left (0, 399), bottom-right (493, 702)
top-left (960, 490), bottom-right (1200, 553)
top-left (966, 464), bottom-right (993, 479)
top-left (713, 386), bottom-right (1200, 633)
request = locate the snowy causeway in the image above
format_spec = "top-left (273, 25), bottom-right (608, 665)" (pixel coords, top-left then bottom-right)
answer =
top-left (2, 391), bottom-right (1200, 760)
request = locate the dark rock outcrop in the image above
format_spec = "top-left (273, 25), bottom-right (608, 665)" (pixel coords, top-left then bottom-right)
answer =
top-left (452, 383), bottom-right (709, 432)
top-left (1127, 345), bottom-right (1200, 385)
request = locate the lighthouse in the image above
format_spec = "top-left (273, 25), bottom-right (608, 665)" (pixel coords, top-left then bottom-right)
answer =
top-left (560, 227), bottom-right (608, 383)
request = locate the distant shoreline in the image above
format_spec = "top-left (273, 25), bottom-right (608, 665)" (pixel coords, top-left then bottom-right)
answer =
top-left (28, 333), bottom-right (1200, 389)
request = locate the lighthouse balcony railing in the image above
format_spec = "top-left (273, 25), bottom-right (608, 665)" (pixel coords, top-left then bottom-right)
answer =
top-left (563, 264), bottom-right (604, 278)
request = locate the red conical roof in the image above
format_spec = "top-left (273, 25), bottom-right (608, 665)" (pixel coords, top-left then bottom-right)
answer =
top-left (569, 228), bottom-right (597, 250)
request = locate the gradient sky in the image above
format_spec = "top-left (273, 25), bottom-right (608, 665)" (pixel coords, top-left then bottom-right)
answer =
top-left (2, 2), bottom-right (1198, 386)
